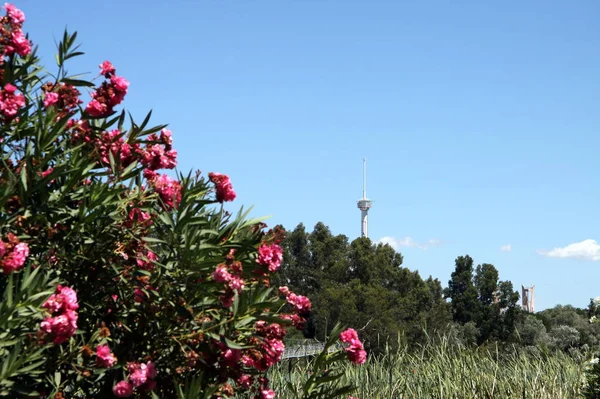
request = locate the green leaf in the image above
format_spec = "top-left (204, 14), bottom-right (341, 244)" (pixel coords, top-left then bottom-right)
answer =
top-left (61, 78), bottom-right (95, 87)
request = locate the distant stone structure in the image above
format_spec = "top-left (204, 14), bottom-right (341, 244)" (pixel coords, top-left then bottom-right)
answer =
top-left (521, 285), bottom-right (535, 313)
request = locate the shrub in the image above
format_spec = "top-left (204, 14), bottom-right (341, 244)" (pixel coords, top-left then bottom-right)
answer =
top-left (0, 4), bottom-right (364, 398)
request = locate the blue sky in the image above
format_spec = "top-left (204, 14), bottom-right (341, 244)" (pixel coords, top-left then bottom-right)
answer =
top-left (20, 0), bottom-right (600, 310)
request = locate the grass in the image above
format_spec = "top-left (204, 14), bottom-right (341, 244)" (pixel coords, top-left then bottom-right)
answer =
top-left (269, 338), bottom-right (589, 398)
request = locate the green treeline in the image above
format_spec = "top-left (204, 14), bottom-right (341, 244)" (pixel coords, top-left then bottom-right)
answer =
top-left (274, 222), bottom-right (600, 355)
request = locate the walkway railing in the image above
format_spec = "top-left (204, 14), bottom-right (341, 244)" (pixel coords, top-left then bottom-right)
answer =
top-left (282, 340), bottom-right (341, 359)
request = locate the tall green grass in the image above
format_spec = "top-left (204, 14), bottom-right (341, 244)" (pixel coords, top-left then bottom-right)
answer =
top-left (270, 338), bottom-right (588, 398)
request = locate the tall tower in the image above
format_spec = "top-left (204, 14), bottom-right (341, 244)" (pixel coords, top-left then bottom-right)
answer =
top-left (521, 285), bottom-right (535, 313)
top-left (357, 158), bottom-right (373, 237)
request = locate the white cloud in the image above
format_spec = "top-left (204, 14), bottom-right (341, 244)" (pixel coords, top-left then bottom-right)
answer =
top-left (500, 244), bottom-right (512, 252)
top-left (378, 236), bottom-right (441, 251)
top-left (538, 239), bottom-right (600, 261)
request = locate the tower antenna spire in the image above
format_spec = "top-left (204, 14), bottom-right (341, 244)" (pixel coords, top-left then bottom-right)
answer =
top-left (357, 158), bottom-right (373, 237)
top-left (363, 157), bottom-right (367, 199)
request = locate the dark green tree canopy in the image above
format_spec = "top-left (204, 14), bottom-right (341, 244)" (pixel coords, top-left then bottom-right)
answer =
top-left (278, 223), bottom-right (449, 352)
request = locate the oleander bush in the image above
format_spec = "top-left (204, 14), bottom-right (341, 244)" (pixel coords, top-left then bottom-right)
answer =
top-left (0, 4), bottom-right (365, 398)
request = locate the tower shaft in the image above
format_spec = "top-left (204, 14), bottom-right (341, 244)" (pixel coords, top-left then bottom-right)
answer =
top-left (361, 210), bottom-right (369, 237)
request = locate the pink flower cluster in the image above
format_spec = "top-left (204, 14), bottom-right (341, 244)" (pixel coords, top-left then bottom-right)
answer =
top-left (85, 61), bottom-right (129, 117)
top-left (0, 233), bottom-right (29, 274)
top-left (0, 83), bottom-right (24, 121)
top-left (40, 285), bottom-right (79, 344)
top-left (256, 243), bottom-right (283, 272)
top-left (135, 249), bottom-right (158, 270)
top-left (1, 4), bottom-right (31, 58)
top-left (242, 321), bottom-right (286, 372)
top-left (43, 92), bottom-right (58, 108)
top-left (234, 375), bottom-right (274, 398)
top-left (339, 328), bottom-right (367, 365)
top-left (279, 286), bottom-right (311, 330)
top-left (67, 119), bottom-right (92, 143)
top-left (286, 292), bottom-right (311, 315)
top-left (125, 207), bottom-right (152, 229)
top-left (113, 361), bottom-right (157, 397)
top-left (93, 127), bottom-right (177, 175)
top-left (96, 129), bottom-right (139, 167)
top-left (212, 255), bottom-right (245, 307)
top-left (42, 82), bottom-right (81, 115)
top-left (96, 344), bottom-right (117, 368)
top-left (140, 129), bottom-right (177, 171)
top-left (259, 389), bottom-right (276, 399)
top-left (144, 170), bottom-right (182, 210)
top-left (208, 172), bottom-right (236, 203)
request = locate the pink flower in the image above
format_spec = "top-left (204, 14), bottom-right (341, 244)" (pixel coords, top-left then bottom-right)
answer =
top-left (260, 390), bottom-right (276, 399)
top-left (134, 287), bottom-right (146, 303)
top-left (145, 361), bottom-right (157, 379)
top-left (11, 30), bottom-right (31, 56)
top-left (96, 129), bottom-right (138, 167)
top-left (99, 61), bottom-right (116, 76)
top-left (236, 374), bottom-right (253, 389)
top-left (4, 3), bottom-right (25, 24)
top-left (286, 293), bottom-right (311, 315)
top-left (129, 365), bottom-right (148, 387)
top-left (143, 168), bottom-right (158, 180)
top-left (340, 328), bottom-right (359, 345)
top-left (256, 243), bottom-right (283, 272)
top-left (160, 128), bottom-right (172, 146)
top-left (140, 144), bottom-right (177, 170)
top-left (228, 275), bottom-right (245, 293)
top-left (113, 380), bottom-right (133, 397)
top-left (220, 293), bottom-right (234, 308)
top-left (256, 322), bottom-right (286, 340)
top-left (261, 338), bottom-right (284, 368)
top-left (4, 83), bottom-right (16, 93)
top-left (85, 99), bottom-right (107, 117)
top-left (127, 361), bottom-right (156, 387)
top-left (43, 92), bottom-right (59, 108)
top-left (40, 309), bottom-right (78, 344)
top-left (0, 83), bottom-right (25, 121)
top-left (0, 240), bottom-right (5, 258)
top-left (40, 285), bottom-right (79, 344)
top-left (149, 174), bottom-right (182, 210)
top-left (111, 75), bottom-right (129, 92)
top-left (212, 264), bottom-right (231, 283)
top-left (2, 242), bottom-right (29, 273)
top-left (346, 347), bottom-right (367, 365)
top-left (126, 208), bottom-right (152, 228)
top-left (136, 250), bottom-right (158, 270)
top-left (208, 172), bottom-right (236, 203)
top-left (279, 286), bottom-right (290, 296)
top-left (43, 285), bottom-right (79, 313)
top-left (96, 345), bottom-right (116, 368)
top-left (41, 168), bottom-right (54, 178)
top-left (221, 348), bottom-right (241, 367)
top-left (340, 328), bottom-right (367, 365)
top-left (280, 313), bottom-right (306, 330)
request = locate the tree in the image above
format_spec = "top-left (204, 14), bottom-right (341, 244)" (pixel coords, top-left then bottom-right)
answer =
top-left (446, 257), bottom-right (520, 343)
top-left (445, 255), bottom-right (479, 325)
top-left (280, 224), bottom-right (451, 352)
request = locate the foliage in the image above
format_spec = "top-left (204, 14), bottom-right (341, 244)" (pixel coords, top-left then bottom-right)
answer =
top-left (269, 334), bottom-right (587, 399)
top-left (445, 255), bottom-right (521, 344)
top-left (275, 222), bottom-right (450, 353)
top-left (0, 5), bottom-right (364, 398)
top-left (582, 359), bottom-right (600, 399)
